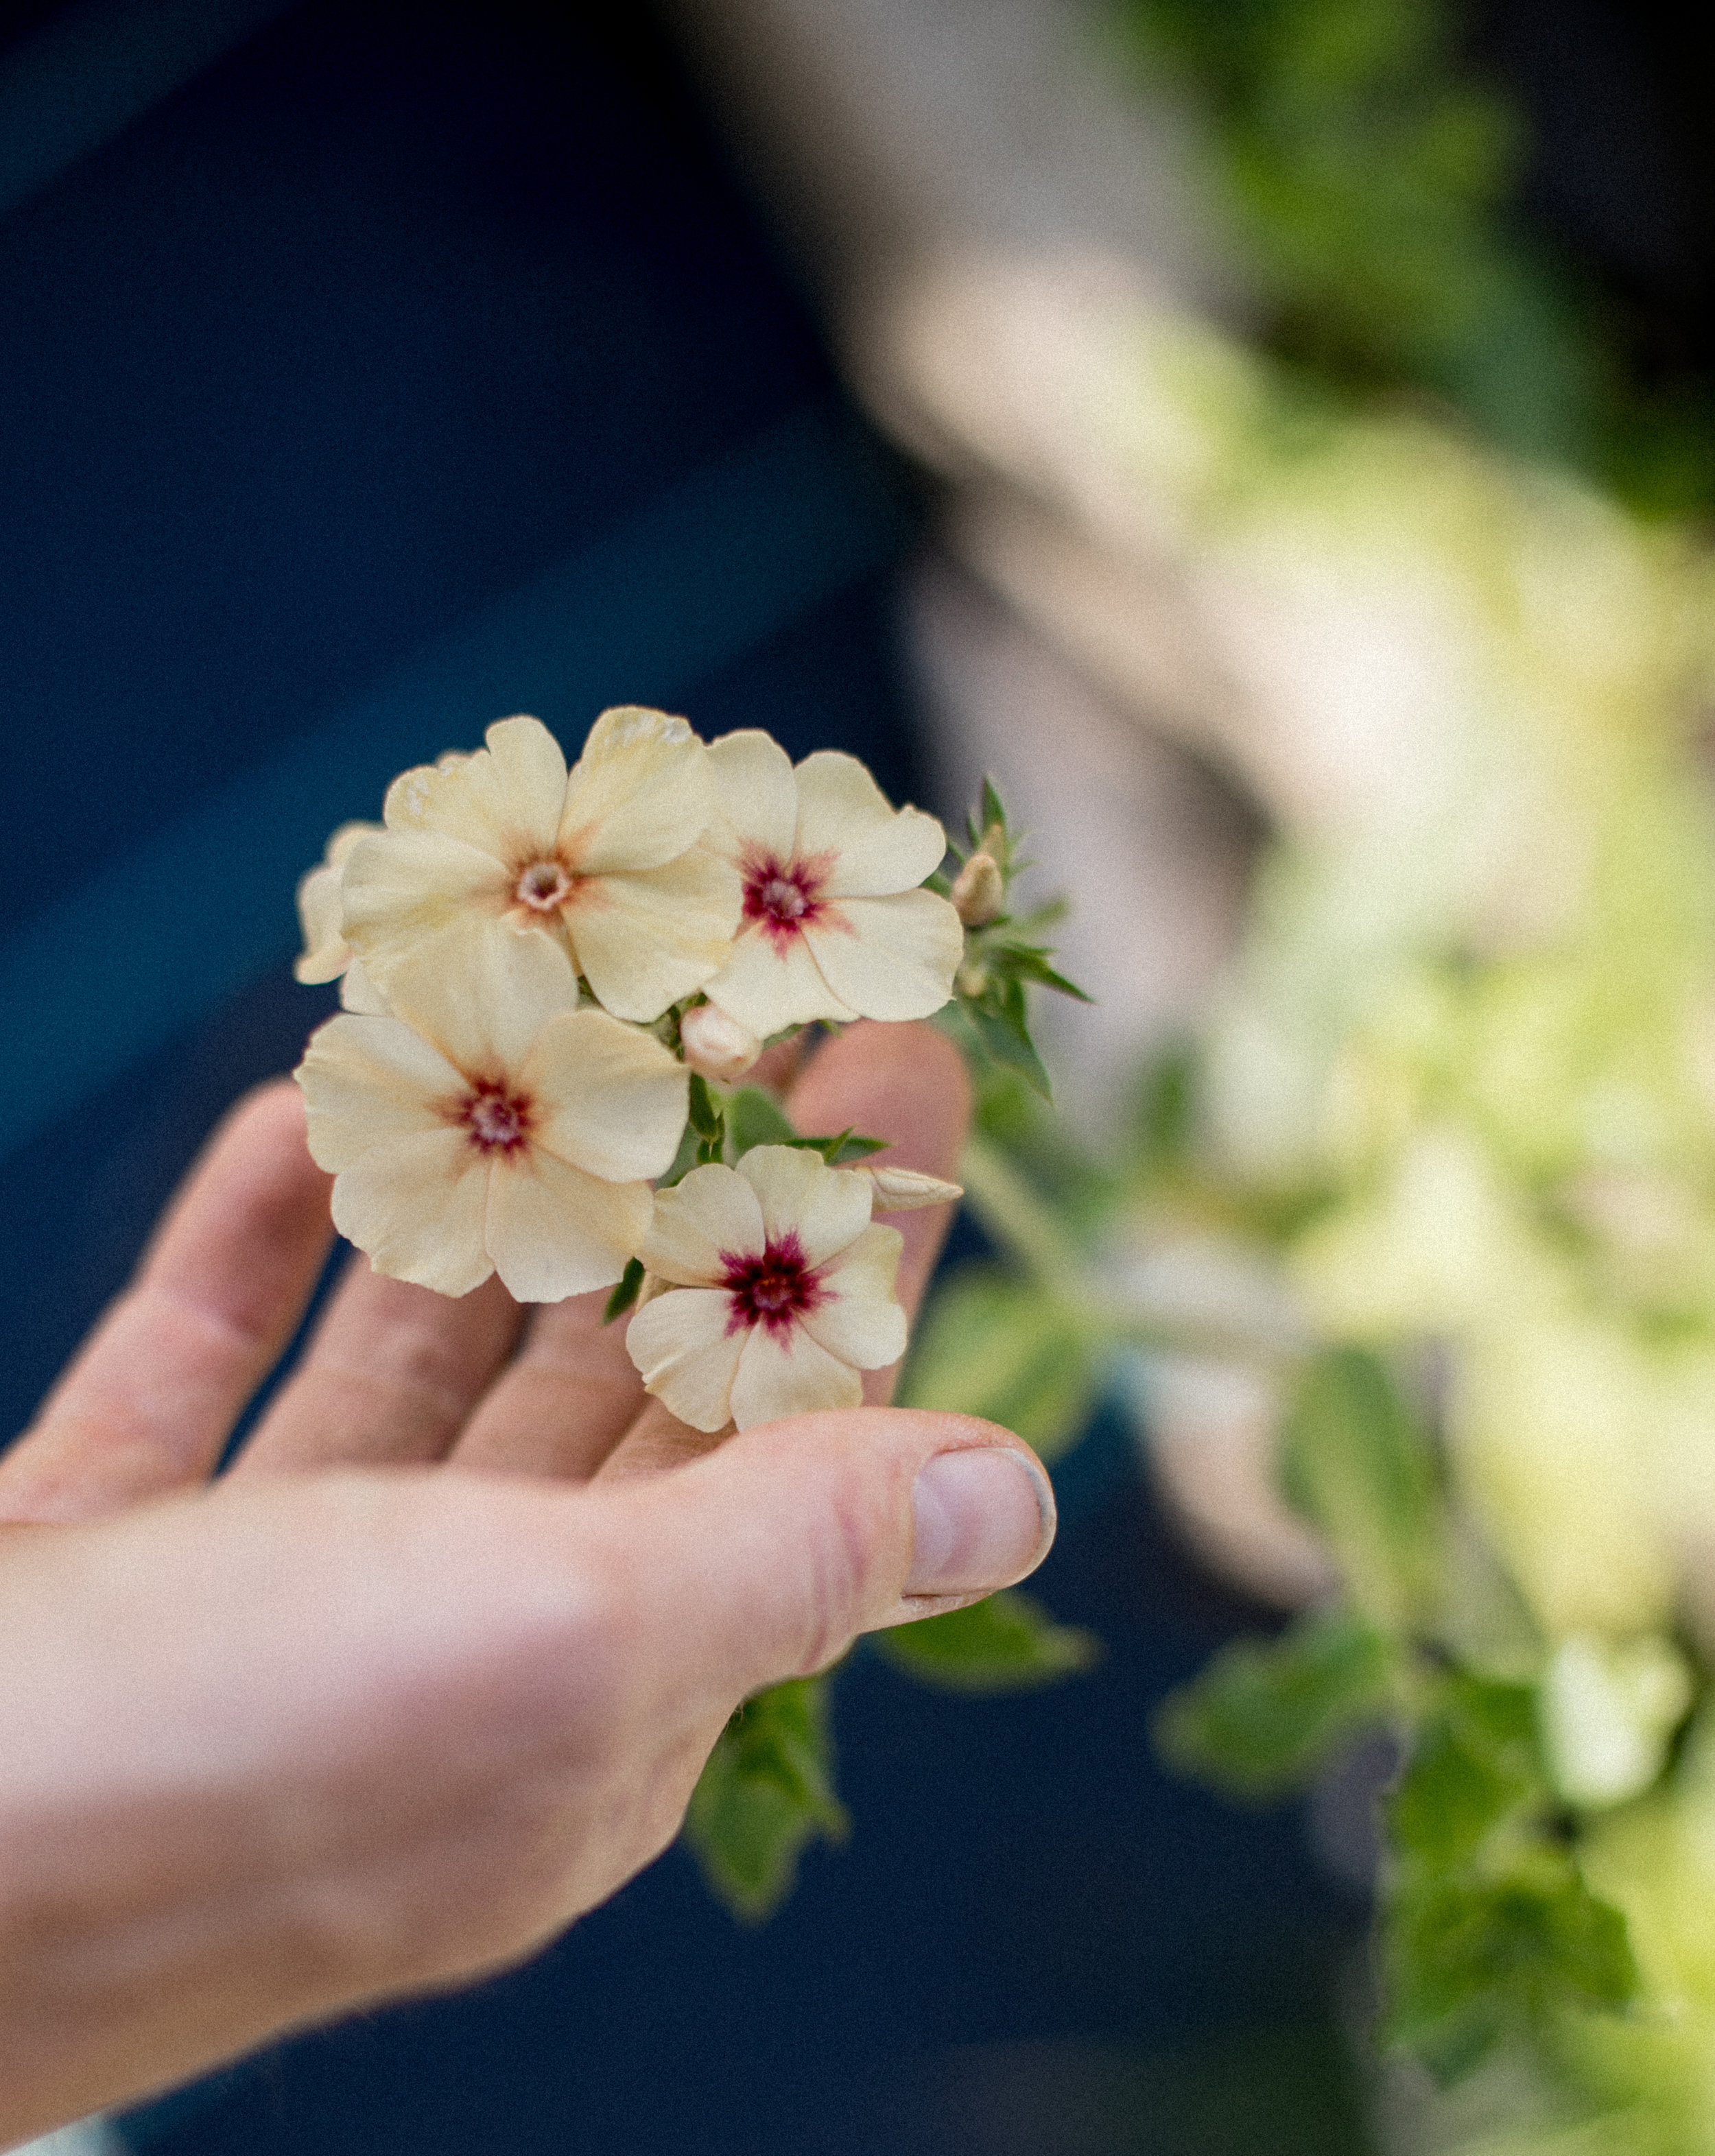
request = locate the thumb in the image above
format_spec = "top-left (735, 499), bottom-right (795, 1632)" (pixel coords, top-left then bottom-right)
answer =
top-left (593, 1409), bottom-right (1056, 1704)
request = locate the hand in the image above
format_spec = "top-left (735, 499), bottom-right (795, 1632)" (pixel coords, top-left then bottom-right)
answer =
top-left (0, 1023), bottom-right (1054, 2147)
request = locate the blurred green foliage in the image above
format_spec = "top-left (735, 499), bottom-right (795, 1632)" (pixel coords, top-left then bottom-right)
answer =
top-left (684, 1677), bottom-right (848, 1921)
top-left (1113, 0), bottom-right (1715, 514)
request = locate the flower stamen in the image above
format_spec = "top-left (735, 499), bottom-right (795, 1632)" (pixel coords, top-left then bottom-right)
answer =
top-left (720, 1232), bottom-right (825, 1336)
top-left (462, 1080), bottom-right (534, 1154)
top-left (742, 856), bottom-right (825, 949)
top-left (514, 859), bottom-right (573, 912)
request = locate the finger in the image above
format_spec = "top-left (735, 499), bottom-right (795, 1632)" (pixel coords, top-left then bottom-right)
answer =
top-left (0, 1083), bottom-right (334, 1524)
top-left (231, 1265), bottom-right (524, 1476)
top-left (448, 1288), bottom-right (644, 1482)
top-left (590, 1411), bottom-right (1057, 1709)
top-left (597, 1020), bottom-right (971, 1484)
top-left (787, 1019), bottom-right (971, 1399)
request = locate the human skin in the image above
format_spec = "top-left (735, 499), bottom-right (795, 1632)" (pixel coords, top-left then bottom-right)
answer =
top-left (0, 1022), bottom-right (1053, 2147)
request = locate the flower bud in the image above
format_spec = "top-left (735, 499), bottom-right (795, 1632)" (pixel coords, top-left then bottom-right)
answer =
top-left (680, 1002), bottom-right (762, 1085)
top-left (860, 1164), bottom-right (965, 1212)
top-left (951, 851), bottom-right (1004, 927)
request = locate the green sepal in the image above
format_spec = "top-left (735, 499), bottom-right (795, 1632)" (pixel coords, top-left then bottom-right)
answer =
top-left (683, 1676), bottom-right (847, 1922)
top-left (602, 1257), bottom-right (645, 1325)
top-left (1155, 1607), bottom-right (1398, 1801)
top-left (1279, 1347), bottom-right (1443, 1633)
top-left (877, 1589), bottom-right (1098, 1693)
top-left (899, 1264), bottom-right (1096, 1462)
top-left (687, 1071), bottom-right (723, 1143)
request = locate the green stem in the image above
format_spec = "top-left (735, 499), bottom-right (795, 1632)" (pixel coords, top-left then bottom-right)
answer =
top-left (958, 1135), bottom-right (1302, 1375)
top-left (957, 1135), bottom-right (1089, 1288)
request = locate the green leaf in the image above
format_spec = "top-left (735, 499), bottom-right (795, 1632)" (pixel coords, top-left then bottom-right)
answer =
top-left (602, 1257), bottom-right (644, 1325)
top-left (726, 1087), bottom-right (799, 1154)
top-left (967, 993), bottom-right (1054, 1099)
top-left (991, 945), bottom-right (1096, 1002)
top-left (1279, 1347), bottom-right (1442, 1633)
top-left (1388, 1675), bottom-right (1541, 1871)
top-left (877, 1589), bottom-right (1099, 1693)
top-left (797, 1126), bottom-right (888, 1165)
top-left (899, 1265), bottom-right (1096, 1462)
top-left (683, 1677), bottom-right (847, 1922)
top-left (1383, 1860), bottom-right (1638, 2083)
top-left (687, 1071), bottom-right (723, 1142)
top-left (1155, 1607), bottom-right (1397, 1801)
top-left (659, 1118), bottom-right (702, 1189)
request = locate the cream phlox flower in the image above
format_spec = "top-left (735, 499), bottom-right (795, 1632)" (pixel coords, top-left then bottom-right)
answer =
top-left (341, 709), bottom-right (743, 1024)
top-left (296, 934), bottom-right (686, 1301)
top-left (700, 732), bottom-right (962, 1036)
top-left (294, 820), bottom-right (387, 1014)
top-left (626, 1145), bottom-right (906, 1431)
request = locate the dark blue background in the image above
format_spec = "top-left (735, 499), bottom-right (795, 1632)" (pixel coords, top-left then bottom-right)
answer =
top-left (0, 4), bottom-right (1365, 2148)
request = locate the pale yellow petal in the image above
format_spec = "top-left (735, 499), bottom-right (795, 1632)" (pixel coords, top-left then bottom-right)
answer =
top-left (793, 753), bottom-right (945, 896)
top-left (296, 1013), bottom-right (462, 1173)
top-left (341, 827), bottom-right (512, 984)
top-left (730, 1320), bottom-right (862, 1430)
top-left (526, 1008), bottom-right (687, 1182)
top-left (484, 1150), bottom-right (650, 1302)
top-left (294, 816), bottom-right (381, 984)
top-left (294, 858), bottom-right (348, 984)
top-left (382, 715), bottom-right (565, 857)
top-left (567, 851), bottom-right (743, 1023)
top-left (640, 1163), bottom-right (766, 1286)
top-left (626, 1288), bottom-right (747, 1432)
top-left (800, 1223), bottom-right (907, 1369)
top-left (703, 922), bottom-right (858, 1037)
top-left (331, 1128), bottom-right (494, 1295)
top-left (386, 927), bottom-right (579, 1074)
top-left (560, 707), bottom-right (711, 874)
top-left (338, 958), bottom-right (390, 1015)
top-left (707, 729), bottom-right (798, 860)
top-left (801, 890), bottom-right (962, 1020)
top-left (482, 715), bottom-right (569, 853)
top-left (736, 1145), bottom-right (873, 1266)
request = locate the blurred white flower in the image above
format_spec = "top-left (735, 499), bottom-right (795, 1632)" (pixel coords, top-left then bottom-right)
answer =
top-left (342, 709), bottom-right (742, 1025)
top-left (678, 1002), bottom-right (761, 1085)
top-left (294, 820), bottom-right (387, 1014)
top-left (700, 731), bottom-right (961, 1036)
top-left (296, 936), bottom-right (685, 1301)
top-left (626, 1144), bottom-right (906, 1431)
top-left (1541, 1633), bottom-right (1693, 1810)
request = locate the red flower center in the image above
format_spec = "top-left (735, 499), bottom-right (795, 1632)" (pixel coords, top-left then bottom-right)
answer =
top-left (742, 855), bottom-right (825, 948)
top-left (462, 1081), bottom-right (533, 1154)
top-left (720, 1233), bottom-right (825, 1336)
top-left (514, 859), bottom-right (572, 912)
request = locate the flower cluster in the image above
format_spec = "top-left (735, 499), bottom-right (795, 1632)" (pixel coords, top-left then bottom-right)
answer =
top-left (292, 708), bottom-right (972, 1428)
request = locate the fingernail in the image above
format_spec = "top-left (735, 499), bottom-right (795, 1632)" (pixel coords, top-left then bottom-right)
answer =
top-left (906, 1447), bottom-right (1056, 1598)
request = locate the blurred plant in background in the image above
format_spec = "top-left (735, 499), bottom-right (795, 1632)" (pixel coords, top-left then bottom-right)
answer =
top-left (874, 2), bottom-right (1715, 2147)
top-left (1114, 0), bottom-right (1715, 515)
